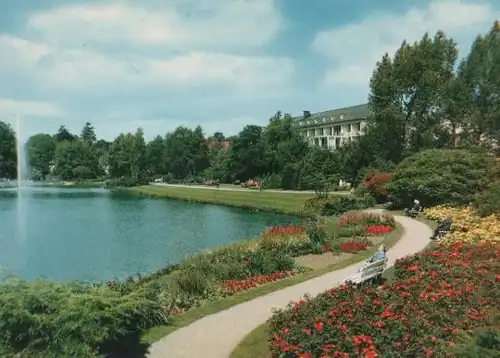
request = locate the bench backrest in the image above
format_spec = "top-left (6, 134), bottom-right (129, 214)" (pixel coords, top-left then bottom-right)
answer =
top-left (359, 259), bottom-right (387, 279)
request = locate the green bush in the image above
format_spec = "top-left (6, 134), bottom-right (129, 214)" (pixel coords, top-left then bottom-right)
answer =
top-left (105, 177), bottom-right (150, 188)
top-left (473, 182), bottom-right (500, 217)
top-left (388, 149), bottom-right (492, 208)
top-left (0, 280), bottom-right (166, 357)
top-left (261, 173), bottom-right (282, 189)
top-left (320, 196), bottom-right (375, 216)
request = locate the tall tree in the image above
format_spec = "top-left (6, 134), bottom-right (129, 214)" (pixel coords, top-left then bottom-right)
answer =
top-left (26, 134), bottom-right (56, 180)
top-left (145, 135), bottom-right (166, 176)
top-left (0, 121), bottom-right (17, 179)
top-left (81, 122), bottom-right (97, 144)
top-left (53, 140), bottom-right (100, 180)
top-left (164, 126), bottom-right (209, 178)
top-left (452, 21), bottom-right (500, 149)
top-left (107, 129), bottom-right (146, 179)
top-left (54, 125), bottom-right (77, 142)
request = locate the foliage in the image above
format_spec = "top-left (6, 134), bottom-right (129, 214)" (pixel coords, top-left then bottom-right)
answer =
top-left (0, 279), bottom-right (166, 356)
top-left (26, 134), bottom-right (56, 180)
top-left (473, 160), bottom-right (500, 217)
top-left (388, 149), bottom-right (492, 208)
top-left (0, 121), bottom-right (16, 179)
top-left (424, 205), bottom-right (500, 244)
top-left (267, 242), bottom-right (500, 357)
top-left (320, 196), bottom-right (375, 217)
top-left (361, 171), bottom-right (392, 203)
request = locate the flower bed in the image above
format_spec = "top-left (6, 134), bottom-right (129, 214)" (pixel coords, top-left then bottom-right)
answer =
top-left (261, 224), bottom-right (306, 238)
top-left (338, 213), bottom-right (395, 228)
top-left (366, 225), bottom-right (393, 235)
top-left (338, 240), bottom-right (369, 253)
top-left (267, 242), bottom-right (500, 357)
top-left (224, 271), bottom-right (295, 293)
top-left (425, 205), bottom-right (500, 244)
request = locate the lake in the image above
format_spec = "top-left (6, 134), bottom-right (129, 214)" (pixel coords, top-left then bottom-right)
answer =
top-left (0, 186), bottom-right (299, 282)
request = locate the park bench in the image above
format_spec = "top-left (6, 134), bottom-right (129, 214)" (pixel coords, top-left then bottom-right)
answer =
top-left (345, 257), bottom-right (388, 285)
top-left (432, 220), bottom-right (453, 240)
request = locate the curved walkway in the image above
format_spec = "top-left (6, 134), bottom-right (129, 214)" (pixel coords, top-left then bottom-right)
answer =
top-left (147, 213), bottom-right (433, 358)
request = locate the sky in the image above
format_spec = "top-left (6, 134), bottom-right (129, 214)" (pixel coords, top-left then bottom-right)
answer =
top-left (1, 0), bottom-right (499, 142)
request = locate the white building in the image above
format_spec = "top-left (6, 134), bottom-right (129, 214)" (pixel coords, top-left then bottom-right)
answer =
top-left (294, 104), bottom-right (371, 150)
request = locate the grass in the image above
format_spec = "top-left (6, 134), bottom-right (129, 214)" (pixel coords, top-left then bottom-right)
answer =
top-left (142, 223), bottom-right (404, 345)
top-left (132, 185), bottom-right (316, 215)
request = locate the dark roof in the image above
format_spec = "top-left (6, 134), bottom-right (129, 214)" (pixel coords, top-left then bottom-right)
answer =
top-left (294, 103), bottom-right (371, 127)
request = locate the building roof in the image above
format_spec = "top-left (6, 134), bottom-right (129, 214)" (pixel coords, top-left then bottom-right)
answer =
top-left (294, 103), bottom-right (371, 127)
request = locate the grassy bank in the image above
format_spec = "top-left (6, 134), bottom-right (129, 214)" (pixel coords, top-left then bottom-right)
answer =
top-left (133, 185), bottom-right (315, 215)
top-left (144, 222), bottom-right (404, 345)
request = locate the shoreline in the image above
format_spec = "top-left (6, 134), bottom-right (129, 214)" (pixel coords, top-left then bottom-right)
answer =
top-left (132, 185), bottom-right (318, 216)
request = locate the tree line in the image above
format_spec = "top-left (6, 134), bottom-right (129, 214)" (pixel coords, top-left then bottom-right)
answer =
top-left (0, 21), bottom-right (498, 189)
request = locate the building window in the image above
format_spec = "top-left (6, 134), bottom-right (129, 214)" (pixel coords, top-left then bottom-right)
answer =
top-left (355, 122), bottom-right (361, 132)
top-left (321, 137), bottom-right (327, 148)
top-left (319, 128), bottom-right (324, 136)
top-left (334, 125), bottom-right (341, 135)
top-left (326, 126), bottom-right (332, 135)
top-left (335, 137), bottom-right (341, 149)
top-left (347, 124), bottom-right (351, 133)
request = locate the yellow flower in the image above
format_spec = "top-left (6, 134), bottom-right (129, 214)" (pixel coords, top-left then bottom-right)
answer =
top-left (424, 205), bottom-right (500, 244)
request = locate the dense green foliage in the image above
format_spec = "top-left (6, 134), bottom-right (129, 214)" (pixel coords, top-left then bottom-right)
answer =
top-left (388, 149), bottom-right (493, 207)
top-left (0, 121), bottom-right (16, 179)
top-left (0, 280), bottom-right (165, 357)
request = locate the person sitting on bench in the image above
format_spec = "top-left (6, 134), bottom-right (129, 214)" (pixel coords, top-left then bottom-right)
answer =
top-left (407, 199), bottom-right (422, 216)
top-left (369, 244), bottom-right (387, 263)
top-left (432, 217), bottom-right (452, 239)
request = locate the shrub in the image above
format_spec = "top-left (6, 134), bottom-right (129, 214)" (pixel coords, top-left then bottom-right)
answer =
top-left (0, 280), bottom-right (166, 356)
top-left (361, 171), bottom-right (392, 203)
top-left (261, 173), bottom-right (282, 189)
top-left (320, 196), bottom-right (375, 216)
top-left (473, 160), bottom-right (500, 217)
top-left (268, 242), bottom-right (500, 357)
top-left (388, 149), bottom-right (492, 208)
top-left (304, 220), bottom-right (328, 246)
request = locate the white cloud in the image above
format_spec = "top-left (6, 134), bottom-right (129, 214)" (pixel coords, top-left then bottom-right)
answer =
top-left (313, 0), bottom-right (500, 88)
top-left (0, 99), bottom-right (64, 118)
top-left (27, 0), bottom-right (283, 50)
top-left (2, 0), bottom-right (291, 93)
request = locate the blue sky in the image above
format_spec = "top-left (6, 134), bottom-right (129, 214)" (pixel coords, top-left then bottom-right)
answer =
top-left (1, 0), bottom-right (499, 141)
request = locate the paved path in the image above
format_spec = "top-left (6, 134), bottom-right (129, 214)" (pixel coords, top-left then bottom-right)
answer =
top-left (149, 183), bottom-right (351, 195)
top-left (147, 212), bottom-right (432, 358)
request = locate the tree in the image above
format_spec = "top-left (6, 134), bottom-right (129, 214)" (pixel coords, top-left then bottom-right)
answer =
top-left (54, 126), bottom-right (77, 142)
top-left (229, 125), bottom-right (266, 181)
top-left (26, 134), bottom-right (56, 180)
top-left (211, 132), bottom-right (225, 142)
top-left (81, 122), bottom-right (97, 144)
top-left (107, 129), bottom-right (147, 180)
top-left (0, 121), bottom-right (16, 179)
top-left (388, 149), bottom-right (493, 208)
top-left (145, 135), bottom-right (166, 176)
top-left (52, 140), bottom-right (100, 180)
top-left (451, 21), bottom-right (500, 149)
top-left (163, 126), bottom-right (209, 179)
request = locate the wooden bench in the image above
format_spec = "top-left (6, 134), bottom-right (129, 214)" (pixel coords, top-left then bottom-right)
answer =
top-left (345, 257), bottom-right (388, 285)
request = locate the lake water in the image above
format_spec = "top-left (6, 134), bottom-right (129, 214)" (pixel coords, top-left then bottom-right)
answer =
top-left (0, 186), bottom-right (299, 282)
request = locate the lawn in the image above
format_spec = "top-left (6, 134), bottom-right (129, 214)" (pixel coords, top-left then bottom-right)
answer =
top-left (133, 185), bottom-right (316, 214)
